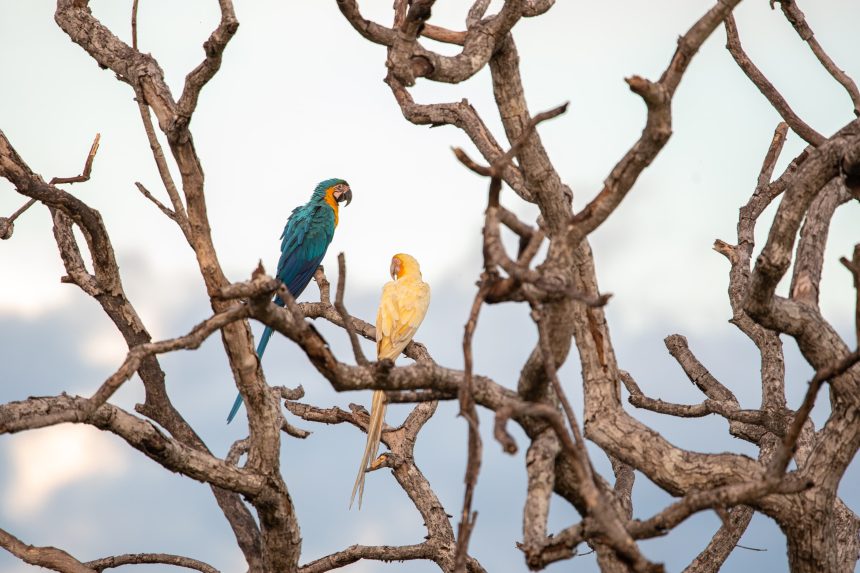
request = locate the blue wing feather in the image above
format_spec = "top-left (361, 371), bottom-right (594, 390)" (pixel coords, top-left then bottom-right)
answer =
top-left (274, 204), bottom-right (334, 299)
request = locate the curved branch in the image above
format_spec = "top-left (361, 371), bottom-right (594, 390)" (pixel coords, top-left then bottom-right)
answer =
top-left (724, 15), bottom-right (824, 146)
top-left (338, 0), bottom-right (525, 85)
top-left (85, 553), bottom-right (219, 573)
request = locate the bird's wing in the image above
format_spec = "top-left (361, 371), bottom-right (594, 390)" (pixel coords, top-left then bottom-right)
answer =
top-left (276, 205), bottom-right (335, 299)
top-left (376, 280), bottom-right (431, 361)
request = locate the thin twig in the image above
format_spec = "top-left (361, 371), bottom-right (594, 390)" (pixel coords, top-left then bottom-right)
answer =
top-left (134, 86), bottom-right (190, 236)
top-left (135, 182), bottom-right (178, 222)
top-left (491, 103), bottom-right (568, 177)
top-left (4, 198), bottom-right (36, 225)
top-left (49, 133), bottom-right (101, 185)
top-left (724, 15), bottom-right (824, 146)
top-left (757, 122), bottom-right (790, 189)
top-left (281, 419), bottom-right (311, 439)
top-left (453, 283), bottom-right (488, 572)
top-left (736, 543), bottom-right (767, 552)
top-left (335, 253), bottom-right (369, 366)
top-left (3, 134), bottom-right (101, 235)
top-left (131, 0), bottom-right (140, 50)
top-left (777, 0), bottom-right (860, 116)
top-left (840, 244), bottom-right (860, 345)
top-left (452, 147), bottom-right (491, 177)
top-left (498, 205), bottom-right (535, 239)
top-left (452, 102), bottom-right (569, 179)
top-left (313, 266), bottom-right (331, 304)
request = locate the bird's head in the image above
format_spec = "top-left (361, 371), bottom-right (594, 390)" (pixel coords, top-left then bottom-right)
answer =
top-left (390, 253), bottom-right (421, 280)
top-left (312, 178), bottom-right (352, 207)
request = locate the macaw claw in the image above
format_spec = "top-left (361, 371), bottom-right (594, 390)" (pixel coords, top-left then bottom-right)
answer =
top-left (369, 453), bottom-right (390, 471)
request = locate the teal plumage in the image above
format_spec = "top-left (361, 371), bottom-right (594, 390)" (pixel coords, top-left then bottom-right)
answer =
top-left (227, 178), bottom-right (352, 423)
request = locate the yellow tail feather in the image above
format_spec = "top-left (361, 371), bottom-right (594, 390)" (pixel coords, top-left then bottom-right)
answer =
top-left (349, 390), bottom-right (387, 509)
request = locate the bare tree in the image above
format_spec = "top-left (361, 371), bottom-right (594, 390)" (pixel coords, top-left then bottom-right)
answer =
top-left (1, 1), bottom-right (858, 573)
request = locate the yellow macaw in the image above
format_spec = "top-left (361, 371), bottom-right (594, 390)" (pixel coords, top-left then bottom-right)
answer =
top-left (350, 253), bottom-right (431, 509)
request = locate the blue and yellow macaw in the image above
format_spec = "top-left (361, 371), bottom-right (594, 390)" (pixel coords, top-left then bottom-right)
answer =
top-left (350, 253), bottom-right (431, 508)
top-left (227, 178), bottom-right (353, 423)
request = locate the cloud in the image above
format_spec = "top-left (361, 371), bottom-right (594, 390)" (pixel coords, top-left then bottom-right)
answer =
top-left (79, 328), bottom-right (128, 369)
top-left (3, 425), bottom-right (128, 517)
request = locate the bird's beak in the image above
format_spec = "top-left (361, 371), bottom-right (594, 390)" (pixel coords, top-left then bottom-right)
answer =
top-left (390, 257), bottom-right (401, 281)
top-left (336, 187), bottom-right (353, 207)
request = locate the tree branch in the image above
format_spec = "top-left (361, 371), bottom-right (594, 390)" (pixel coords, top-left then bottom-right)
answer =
top-left (0, 396), bottom-right (265, 496)
top-left (299, 543), bottom-right (432, 573)
top-left (85, 553), bottom-right (219, 573)
top-left (569, 0), bottom-right (742, 242)
top-left (335, 253), bottom-right (370, 366)
top-left (776, 0), bottom-right (860, 117)
top-left (724, 15), bottom-right (825, 146)
top-left (176, 0), bottom-right (239, 123)
top-left (0, 527), bottom-right (93, 573)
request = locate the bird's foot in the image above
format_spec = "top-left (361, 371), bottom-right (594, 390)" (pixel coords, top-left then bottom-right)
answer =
top-left (369, 452), bottom-right (401, 470)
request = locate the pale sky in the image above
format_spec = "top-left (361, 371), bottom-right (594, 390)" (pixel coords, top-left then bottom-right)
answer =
top-left (1, 2), bottom-right (858, 572)
top-left (1, 1), bottom-right (857, 332)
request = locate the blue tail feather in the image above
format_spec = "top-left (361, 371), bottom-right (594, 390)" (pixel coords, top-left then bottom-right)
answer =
top-left (256, 325), bottom-right (274, 358)
top-left (226, 392), bottom-right (244, 424)
top-left (226, 326), bottom-right (274, 423)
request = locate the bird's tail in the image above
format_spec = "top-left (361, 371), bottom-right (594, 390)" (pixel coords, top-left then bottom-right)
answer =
top-left (255, 325), bottom-right (275, 359)
top-left (349, 390), bottom-right (387, 509)
top-left (226, 326), bottom-right (274, 424)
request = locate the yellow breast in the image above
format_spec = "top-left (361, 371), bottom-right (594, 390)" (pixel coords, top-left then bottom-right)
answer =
top-left (324, 188), bottom-right (339, 227)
